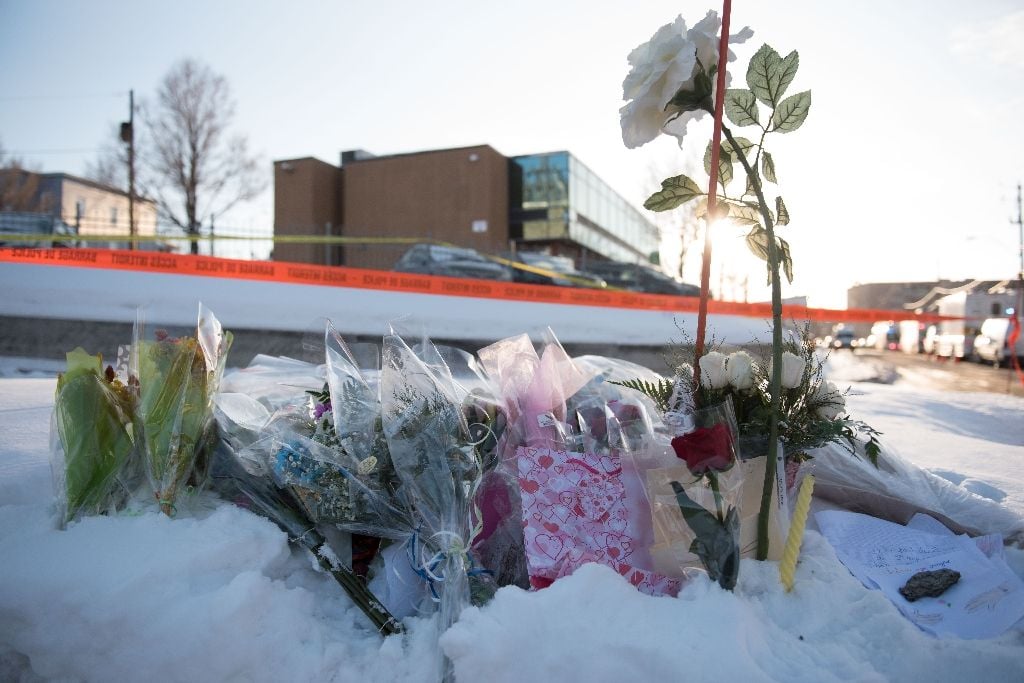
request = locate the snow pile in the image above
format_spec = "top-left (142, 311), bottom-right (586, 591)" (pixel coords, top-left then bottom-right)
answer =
top-left (1, 356), bottom-right (1023, 682)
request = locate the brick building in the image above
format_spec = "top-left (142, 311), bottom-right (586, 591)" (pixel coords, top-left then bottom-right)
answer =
top-left (272, 145), bottom-right (659, 272)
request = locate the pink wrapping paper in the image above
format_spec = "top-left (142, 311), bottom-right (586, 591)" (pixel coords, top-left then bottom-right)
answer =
top-left (517, 445), bottom-right (681, 597)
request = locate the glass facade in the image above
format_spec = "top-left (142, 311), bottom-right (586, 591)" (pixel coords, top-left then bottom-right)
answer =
top-left (509, 151), bottom-right (659, 264)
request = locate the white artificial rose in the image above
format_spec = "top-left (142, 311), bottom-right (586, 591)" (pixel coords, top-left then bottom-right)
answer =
top-left (698, 351), bottom-right (729, 389)
top-left (772, 351), bottom-right (806, 389)
top-left (726, 351), bottom-right (756, 390)
top-left (813, 380), bottom-right (846, 420)
top-left (620, 11), bottom-right (753, 149)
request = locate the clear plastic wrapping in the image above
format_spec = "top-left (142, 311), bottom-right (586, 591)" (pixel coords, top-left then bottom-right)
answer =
top-left (808, 440), bottom-right (1024, 546)
top-left (50, 348), bottom-right (136, 526)
top-left (133, 303), bottom-right (232, 515)
top-left (645, 398), bottom-right (744, 590)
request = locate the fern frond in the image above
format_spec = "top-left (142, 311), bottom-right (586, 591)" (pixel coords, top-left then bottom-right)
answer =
top-left (609, 378), bottom-right (675, 413)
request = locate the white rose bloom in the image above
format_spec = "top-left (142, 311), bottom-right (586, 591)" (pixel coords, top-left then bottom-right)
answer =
top-left (771, 351), bottom-right (806, 389)
top-left (620, 11), bottom-right (753, 149)
top-left (726, 351), bottom-right (756, 390)
top-left (698, 351), bottom-right (729, 389)
top-left (813, 380), bottom-right (846, 420)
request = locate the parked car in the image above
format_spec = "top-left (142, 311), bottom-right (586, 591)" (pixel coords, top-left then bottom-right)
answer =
top-left (507, 252), bottom-right (607, 289)
top-left (832, 328), bottom-right (856, 350)
top-left (393, 244), bottom-right (512, 281)
top-left (582, 261), bottom-right (701, 297)
top-left (869, 321), bottom-right (900, 351)
top-left (973, 317), bottom-right (1024, 366)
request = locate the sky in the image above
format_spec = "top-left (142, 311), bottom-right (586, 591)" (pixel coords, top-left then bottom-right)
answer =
top-left (1, 0), bottom-right (1023, 309)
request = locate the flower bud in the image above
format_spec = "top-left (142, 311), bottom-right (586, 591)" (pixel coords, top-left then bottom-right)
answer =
top-left (726, 351), bottom-right (756, 390)
top-left (812, 380), bottom-right (846, 420)
top-left (772, 351), bottom-right (806, 389)
top-left (698, 351), bottom-right (729, 389)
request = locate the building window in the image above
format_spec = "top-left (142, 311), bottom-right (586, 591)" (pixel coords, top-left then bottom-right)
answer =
top-left (75, 199), bottom-right (85, 224)
top-left (110, 207), bottom-right (118, 226)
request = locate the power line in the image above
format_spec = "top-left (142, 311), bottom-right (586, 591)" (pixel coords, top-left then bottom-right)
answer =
top-left (6, 148), bottom-right (103, 155)
top-left (0, 92), bottom-right (127, 102)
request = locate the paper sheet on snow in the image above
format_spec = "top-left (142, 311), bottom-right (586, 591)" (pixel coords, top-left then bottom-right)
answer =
top-left (816, 510), bottom-right (1024, 639)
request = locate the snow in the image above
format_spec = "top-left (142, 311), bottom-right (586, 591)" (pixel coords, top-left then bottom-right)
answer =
top-left (1, 351), bottom-right (1023, 682)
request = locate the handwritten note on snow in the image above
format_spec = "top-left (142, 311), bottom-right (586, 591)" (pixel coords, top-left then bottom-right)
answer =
top-left (816, 510), bottom-right (1024, 639)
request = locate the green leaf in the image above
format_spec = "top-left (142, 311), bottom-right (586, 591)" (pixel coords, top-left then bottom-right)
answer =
top-left (773, 51), bottom-right (800, 104)
top-left (743, 200), bottom-right (775, 226)
top-left (778, 236), bottom-right (794, 283)
top-left (703, 141), bottom-right (733, 188)
top-left (670, 63), bottom-right (715, 111)
top-left (746, 45), bottom-right (800, 108)
top-left (667, 88), bottom-right (708, 111)
top-left (771, 91), bottom-right (812, 133)
top-left (775, 196), bottom-right (790, 226)
top-left (761, 152), bottom-right (777, 183)
top-left (724, 89), bottom-right (759, 127)
top-left (745, 226), bottom-right (771, 261)
top-left (726, 136), bottom-right (756, 163)
top-left (644, 174), bottom-right (704, 212)
top-left (746, 45), bottom-right (781, 107)
top-left (728, 203), bottom-right (762, 227)
top-left (744, 173), bottom-right (758, 199)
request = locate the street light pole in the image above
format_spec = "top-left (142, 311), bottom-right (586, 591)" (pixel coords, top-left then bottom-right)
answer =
top-left (1015, 182), bottom-right (1023, 331)
top-left (120, 90), bottom-right (136, 250)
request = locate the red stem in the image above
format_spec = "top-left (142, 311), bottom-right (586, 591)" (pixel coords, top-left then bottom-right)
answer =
top-left (693, 0), bottom-right (732, 396)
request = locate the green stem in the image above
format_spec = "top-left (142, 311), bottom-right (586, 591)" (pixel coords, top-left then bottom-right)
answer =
top-left (721, 124), bottom-right (783, 561)
top-left (308, 538), bottom-right (404, 636)
top-left (708, 471), bottom-right (725, 523)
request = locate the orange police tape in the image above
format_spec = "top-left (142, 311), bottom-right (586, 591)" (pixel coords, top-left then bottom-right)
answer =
top-left (0, 247), bottom-right (959, 325)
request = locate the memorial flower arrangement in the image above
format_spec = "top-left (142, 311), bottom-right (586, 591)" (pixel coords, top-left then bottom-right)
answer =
top-left (664, 330), bottom-right (881, 465)
top-left (619, 9), bottom-right (879, 562)
top-left (51, 304), bottom-right (232, 524)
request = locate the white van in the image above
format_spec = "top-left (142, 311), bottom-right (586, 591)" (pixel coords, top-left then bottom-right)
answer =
top-left (973, 317), bottom-right (1023, 366)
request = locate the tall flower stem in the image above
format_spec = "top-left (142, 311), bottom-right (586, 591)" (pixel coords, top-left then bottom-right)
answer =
top-left (692, 0), bottom-right (733, 395)
top-left (708, 471), bottom-right (725, 523)
top-left (721, 123), bottom-right (783, 561)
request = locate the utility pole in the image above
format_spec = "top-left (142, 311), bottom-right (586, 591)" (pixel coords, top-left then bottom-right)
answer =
top-left (120, 90), bottom-right (136, 250)
top-left (1016, 182), bottom-right (1023, 328)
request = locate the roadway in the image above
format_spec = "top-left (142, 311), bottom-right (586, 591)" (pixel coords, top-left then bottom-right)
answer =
top-left (837, 348), bottom-right (1024, 398)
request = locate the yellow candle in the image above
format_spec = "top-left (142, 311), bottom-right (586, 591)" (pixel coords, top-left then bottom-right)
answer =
top-left (780, 474), bottom-right (815, 592)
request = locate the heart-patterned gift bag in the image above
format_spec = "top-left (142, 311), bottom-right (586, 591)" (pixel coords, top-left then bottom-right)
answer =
top-left (516, 445), bottom-right (681, 596)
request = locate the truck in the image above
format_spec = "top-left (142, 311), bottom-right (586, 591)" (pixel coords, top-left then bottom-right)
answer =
top-left (931, 290), bottom-right (1016, 360)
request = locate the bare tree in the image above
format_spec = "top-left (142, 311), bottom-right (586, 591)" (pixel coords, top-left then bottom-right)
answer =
top-left (0, 140), bottom-right (50, 212)
top-left (143, 59), bottom-right (265, 254)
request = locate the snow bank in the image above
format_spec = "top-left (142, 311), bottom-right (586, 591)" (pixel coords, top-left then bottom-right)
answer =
top-left (1, 356), bottom-right (1023, 682)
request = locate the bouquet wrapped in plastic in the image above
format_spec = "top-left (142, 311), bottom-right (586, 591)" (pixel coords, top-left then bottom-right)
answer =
top-left (133, 304), bottom-right (232, 515)
top-left (378, 334), bottom-right (499, 627)
top-left (50, 348), bottom-right (136, 526)
top-left (478, 333), bottom-right (680, 596)
top-left (646, 397), bottom-right (744, 590)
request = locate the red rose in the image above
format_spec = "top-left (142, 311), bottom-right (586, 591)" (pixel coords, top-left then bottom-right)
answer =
top-left (576, 406), bottom-right (608, 440)
top-left (609, 400), bottom-right (642, 424)
top-left (671, 423), bottom-right (735, 475)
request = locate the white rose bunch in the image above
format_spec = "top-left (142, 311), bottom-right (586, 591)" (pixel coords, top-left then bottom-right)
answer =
top-left (726, 351), bottom-right (756, 390)
top-left (812, 380), bottom-right (846, 420)
top-left (619, 11), bottom-right (752, 149)
top-left (770, 351), bottom-right (806, 389)
top-left (698, 351), bottom-right (729, 389)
